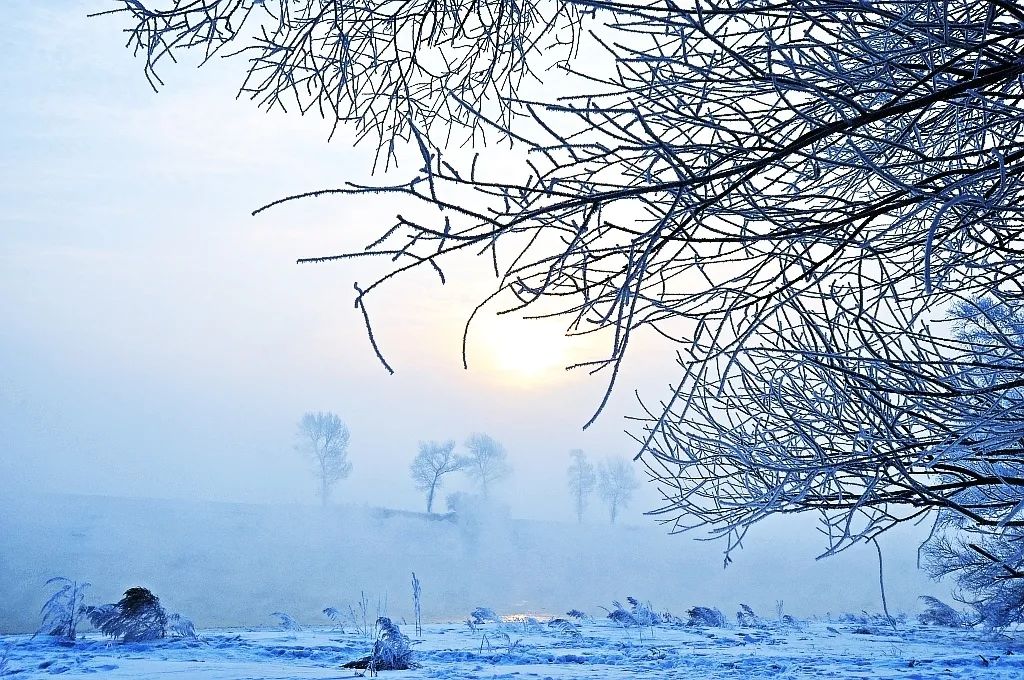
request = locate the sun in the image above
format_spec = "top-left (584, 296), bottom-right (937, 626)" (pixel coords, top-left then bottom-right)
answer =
top-left (473, 316), bottom-right (569, 385)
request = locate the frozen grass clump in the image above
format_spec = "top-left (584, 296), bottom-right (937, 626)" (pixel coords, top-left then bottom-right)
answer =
top-left (371, 617), bottom-right (413, 671)
top-left (323, 607), bottom-right (348, 631)
top-left (838, 611), bottom-right (905, 627)
top-left (166, 613), bottom-right (197, 639)
top-left (269, 612), bottom-right (301, 631)
top-left (470, 607), bottom-right (500, 624)
top-left (736, 604), bottom-right (767, 629)
top-left (344, 617), bottom-right (414, 673)
top-left (504, 615), bottom-right (543, 633)
top-left (660, 610), bottom-right (685, 626)
top-left (547, 618), bottom-right (583, 642)
top-left (604, 601), bottom-right (639, 627)
top-left (686, 606), bottom-right (727, 628)
top-left (781, 614), bottom-right (802, 627)
top-left (604, 597), bottom-right (661, 628)
top-left (38, 578), bottom-right (90, 642)
top-left (917, 596), bottom-right (966, 628)
top-left (626, 597), bottom-right (659, 626)
top-left (495, 631), bottom-right (523, 656)
top-left (84, 587), bottom-right (170, 642)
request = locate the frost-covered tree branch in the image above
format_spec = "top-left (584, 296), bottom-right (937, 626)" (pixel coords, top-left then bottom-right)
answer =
top-left (102, 1), bottom-right (1024, 572)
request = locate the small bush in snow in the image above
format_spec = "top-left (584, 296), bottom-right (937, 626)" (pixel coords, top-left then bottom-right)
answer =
top-left (166, 613), bottom-right (197, 639)
top-left (780, 614), bottom-right (804, 628)
top-left (547, 618), bottom-right (583, 642)
top-left (38, 578), bottom-right (90, 641)
top-left (470, 607), bottom-right (500, 625)
top-left (495, 631), bottom-right (523, 656)
top-left (686, 606), bottom-right (727, 628)
top-left (917, 596), bottom-right (966, 628)
top-left (736, 604), bottom-right (766, 628)
top-left (604, 597), bottom-right (660, 628)
top-left (371, 617), bottom-right (413, 672)
top-left (343, 617), bottom-right (414, 674)
top-left (839, 611), bottom-right (905, 627)
top-left (323, 607), bottom-right (347, 632)
top-left (84, 587), bottom-right (170, 642)
top-left (660, 610), bottom-right (685, 626)
top-left (604, 601), bottom-right (638, 628)
top-left (504, 615), bottom-right (543, 633)
top-left (626, 597), bottom-right (659, 626)
top-left (269, 612), bottom-right (302, 631)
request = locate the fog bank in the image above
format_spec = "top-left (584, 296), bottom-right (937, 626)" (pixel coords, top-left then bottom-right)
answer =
top-left (0, 493), bottom-right (947, 634)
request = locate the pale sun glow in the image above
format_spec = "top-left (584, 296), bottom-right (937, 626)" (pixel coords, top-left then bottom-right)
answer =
top-left (474, 317), bottom-right (570, 384)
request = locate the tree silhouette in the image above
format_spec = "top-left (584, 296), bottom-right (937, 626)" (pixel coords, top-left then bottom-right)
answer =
top-left (297, 411), bottom-right (352, 506)
top-left (463, 433), bottom-right (511, 498)
top-left (410, 440), bottom-right (464, 513)
top-left (566, 449), bottom-right (596, 524)
top-left (598, 457), bottom-right (639, 525)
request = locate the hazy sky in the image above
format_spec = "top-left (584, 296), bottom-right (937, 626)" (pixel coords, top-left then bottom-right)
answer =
top-left (0, 1), bottom-right (680, 522)
top-left (0, 3), bottom-right (959, 618)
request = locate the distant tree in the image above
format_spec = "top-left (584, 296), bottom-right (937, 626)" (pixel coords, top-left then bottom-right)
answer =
top-left (297, 411), bottom-right (352, 506)
top-left (463, 433), bottom-right (511, 498)
top-left (598, 458), bottom-right (639, 525)
top-left (410, 440), bottom-right (464, 513)
top-left (567, 449), bottom-right (596, 524)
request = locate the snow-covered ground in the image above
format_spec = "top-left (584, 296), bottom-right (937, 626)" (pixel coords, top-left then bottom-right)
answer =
top-left (1, 618), bottom-right (1021, 679)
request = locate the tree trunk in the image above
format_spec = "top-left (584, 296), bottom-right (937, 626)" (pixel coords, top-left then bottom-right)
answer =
top-left (427, 481), bottom-right (436, 514)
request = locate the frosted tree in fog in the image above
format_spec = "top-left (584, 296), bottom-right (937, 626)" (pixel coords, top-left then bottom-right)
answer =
top-left (463, 433), bottom-right (510, 498)
top-left (598, 458), bottom-right (638, 525)
top-left (410, 440), bottom-right (464, 513)
top-left (566, 449), bottom-right (596, 523)
top-left (296, 411), bottom-right (352, 506)
top-left (917, 300), bottom-right (1024, 626)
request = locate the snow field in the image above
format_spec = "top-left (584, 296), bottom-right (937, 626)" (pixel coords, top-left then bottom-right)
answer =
top-left (1, 618), bottom-right (1022, 679)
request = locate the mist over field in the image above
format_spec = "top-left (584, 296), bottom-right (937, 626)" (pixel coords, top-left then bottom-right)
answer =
top-left (0, 492), bottom-right (941, 636)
